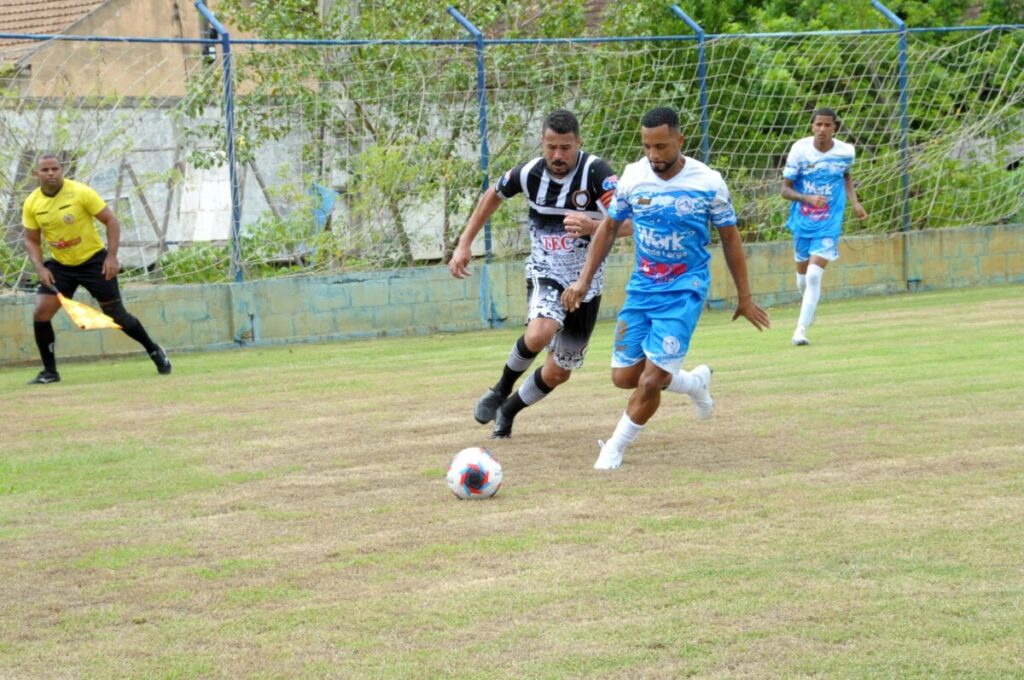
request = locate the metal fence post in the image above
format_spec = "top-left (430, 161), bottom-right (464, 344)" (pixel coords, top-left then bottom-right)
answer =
top-left (872, 0), bottom-right (915, 288)
top-left (447, 6), bottom-right (491, 263)
top-left (670, 5), bottom-right (710, 164)
top-left (194, 0), bottom-right (243, 283)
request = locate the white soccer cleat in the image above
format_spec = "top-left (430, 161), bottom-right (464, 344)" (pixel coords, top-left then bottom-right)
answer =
top-left (791, 326), bottom-right (810, 346)
top-left (594, 439), bottom-right (624, 470)
top-left (689, 364), bottom-right (714, 420)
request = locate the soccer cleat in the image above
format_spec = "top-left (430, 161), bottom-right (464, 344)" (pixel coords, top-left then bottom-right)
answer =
top-left (474, 388), bottom-right (504, 424)
top-left (150, 345), bottom-right (172, 374)
top-left (791, 326), bottom-right (810, 346)
top-left (689, 364), bottom-right (714, 420)
top-left (490, 408), bottom-right (514, 439)
top-left (27, 370), bottom-right (61, 385)
top-left (593, 439), bottom-right (624, 470)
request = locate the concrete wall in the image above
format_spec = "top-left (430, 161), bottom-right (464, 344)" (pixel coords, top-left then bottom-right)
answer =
top-left (1, 224), bottom-right (1021, 366)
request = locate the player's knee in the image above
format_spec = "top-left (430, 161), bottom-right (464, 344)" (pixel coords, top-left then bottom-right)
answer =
top-left (98, 300), bottom-right (132, 326)
top-left (611, 368), bottom-right (638, 390)
top-left (544, 366), bottom-right (571, 387)
top-left (637, 371), bottom-right (665, 397)
top-left (33, 298), bottom-right (59, 322)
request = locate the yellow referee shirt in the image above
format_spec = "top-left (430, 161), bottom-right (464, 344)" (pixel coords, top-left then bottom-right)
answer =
top-left (22, 179), bottom-right (107, 266)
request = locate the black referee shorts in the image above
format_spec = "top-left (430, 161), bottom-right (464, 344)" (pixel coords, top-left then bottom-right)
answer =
top-left (38, 249), bottom-right (122, 303)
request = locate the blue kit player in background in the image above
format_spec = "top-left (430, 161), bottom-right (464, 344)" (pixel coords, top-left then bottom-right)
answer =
top-left (781, 107), bottom-right (868, 345)
top-left (563, 106), bottom-right (770, 470)
top-left (449, 109), bottom-right (629, 439)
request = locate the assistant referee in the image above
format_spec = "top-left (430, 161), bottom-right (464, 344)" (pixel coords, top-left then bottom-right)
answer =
top-left (22, 154), bottom-right (171, 384)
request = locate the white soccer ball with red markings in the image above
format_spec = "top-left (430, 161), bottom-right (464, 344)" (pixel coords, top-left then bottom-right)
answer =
top-left (447, 447), bottom-right (503, 500)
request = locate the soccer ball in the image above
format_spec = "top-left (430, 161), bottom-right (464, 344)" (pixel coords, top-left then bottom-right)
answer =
top-left (446, 447), bottom-right (503, 500)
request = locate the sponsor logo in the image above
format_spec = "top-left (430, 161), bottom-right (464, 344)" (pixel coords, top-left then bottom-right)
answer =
top-left (49, 236), bottom-right (82, 249)
top-left (639, 257), bottom-right (687, 283)
top-left (637, 197), bottom-right (652, 205)
top-left (541, 235), bottom-right (576, 251)
top-left (635, 225), bottom-right (692, 252)
top-left (571, 189), bottom-right (590, 209)
top-left (799, 203), bottom-right (830, 221)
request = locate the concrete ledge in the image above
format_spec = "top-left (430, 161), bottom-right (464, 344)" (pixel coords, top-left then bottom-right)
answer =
top-left (1, 224), bottom-right (1021, 365)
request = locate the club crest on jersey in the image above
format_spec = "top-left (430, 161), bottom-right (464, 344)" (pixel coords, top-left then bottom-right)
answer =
top-left (675, 196), bottom-right (707, 216)
top-left (571, 190), bottom-right (590, 209)
top-left (63, 214), bottom-right (75, 224)
top-left (601, 175), bottom-right (618, 192)
top-left (662, 336), bottom-right (681, 355)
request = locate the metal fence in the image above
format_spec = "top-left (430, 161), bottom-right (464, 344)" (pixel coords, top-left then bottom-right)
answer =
top-left (1, 2), bottom-right (1022, 286)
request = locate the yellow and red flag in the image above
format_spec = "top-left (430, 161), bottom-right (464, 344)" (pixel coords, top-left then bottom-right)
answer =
top-left (57, 293), bottom-right (122, 330)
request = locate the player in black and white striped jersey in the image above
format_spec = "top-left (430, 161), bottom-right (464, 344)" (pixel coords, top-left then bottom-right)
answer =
top-left (449, 109), bottom-right (631, 439)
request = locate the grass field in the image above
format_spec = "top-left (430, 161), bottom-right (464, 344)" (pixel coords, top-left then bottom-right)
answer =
top-left (1, 285), bottom-right (1022, 679)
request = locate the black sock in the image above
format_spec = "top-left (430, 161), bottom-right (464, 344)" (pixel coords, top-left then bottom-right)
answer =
top-left (494, 336), bottom-right (539, 397)
top-left (500, 367), bottom-right (554, 419)
top-left (100, 301), bottom-right (158, 354)
top-left (34, 321), bottom-right (57, 373)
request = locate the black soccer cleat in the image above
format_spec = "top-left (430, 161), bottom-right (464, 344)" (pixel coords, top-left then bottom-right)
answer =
top-left (490, 408), bottom-right (514, 439)
top-left (28, 370), bottom-right (61, 385)
top-left (474, 388), bottom-right (504, 424)
top-left (150, 345), bottom-right (172, 375)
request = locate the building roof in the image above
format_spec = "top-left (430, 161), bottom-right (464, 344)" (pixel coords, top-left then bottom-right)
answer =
top-left (0, 0), bottom-right (108, 60)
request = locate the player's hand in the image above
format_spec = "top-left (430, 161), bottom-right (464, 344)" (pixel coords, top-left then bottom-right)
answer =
top-left (448, 245), bottom-right (472, 279)
top-left (853, 203), bottom-right (868, 221)
top-left (806, 195), bottom-right (828, 209)
top-left (561, 281), bottom-right (588, 312)
top-left (36, 267), bottom-right (55, 290)
top-left (563, 214), bottom-right (595, 238)
top-left (732, 298), bottom-right (771, 331)
top-left (102, 253), bottom-right (120, 280)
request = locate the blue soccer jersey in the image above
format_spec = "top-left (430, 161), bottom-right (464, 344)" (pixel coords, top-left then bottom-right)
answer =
top-left (608, 156), bottom-right (737, 297)
top-left (783, 136), bottom-right (856, 238)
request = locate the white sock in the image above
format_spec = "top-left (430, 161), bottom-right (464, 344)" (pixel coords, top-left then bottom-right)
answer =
top-left (796, 272), bottom-right (807, 295)
top-left (605, 413), bottom-right (644, 453)
top-left (797, 264), bottom-right (824, 330)
top-left (664, 368), bottom-right (698, 395)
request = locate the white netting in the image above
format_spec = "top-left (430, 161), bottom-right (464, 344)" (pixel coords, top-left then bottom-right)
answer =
top-left (2, 27), bottom-right (1022, 287)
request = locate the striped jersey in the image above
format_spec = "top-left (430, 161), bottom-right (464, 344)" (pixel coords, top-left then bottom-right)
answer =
top-left (495, 151), bottom-right (617, 300)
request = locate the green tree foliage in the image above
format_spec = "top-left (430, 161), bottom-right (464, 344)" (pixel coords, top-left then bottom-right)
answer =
top-left (178, 0), bottom-right (1023, 275)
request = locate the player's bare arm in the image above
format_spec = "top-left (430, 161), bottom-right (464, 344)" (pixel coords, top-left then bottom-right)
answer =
top-left (563, 214), bottom-right (633, 238)
top-left (561, 215), bottom-right (621, 311)
top-left (844, 173), bottom-right (868, 220)
top-left (781, 178), bottom-right (827, 208)
top-left (24, 228), bottom-right (54, 289)
top-left (719, 226), bottom-right (770, 331)
top-left (95, 206), bottom-right (121, 280)
top-left (448, 187), bottom-right (503, 279)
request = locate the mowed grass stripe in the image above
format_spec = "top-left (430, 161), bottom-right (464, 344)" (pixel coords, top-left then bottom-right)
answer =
top-left (0, 284), bottom-right (1021, 678)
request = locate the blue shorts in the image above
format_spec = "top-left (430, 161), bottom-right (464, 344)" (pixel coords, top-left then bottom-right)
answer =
top-left (793, 235), bottom-right (840, 262)
top-left (611, 289), bottom-right (705, 374)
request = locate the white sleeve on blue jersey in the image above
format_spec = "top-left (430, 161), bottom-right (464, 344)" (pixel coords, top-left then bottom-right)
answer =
top-left (782, 139), bottom-right (806, 182)
top-left (709, 173), bottom-right (738, 228)
top-left (606, 162), bottom-right (639, 222)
